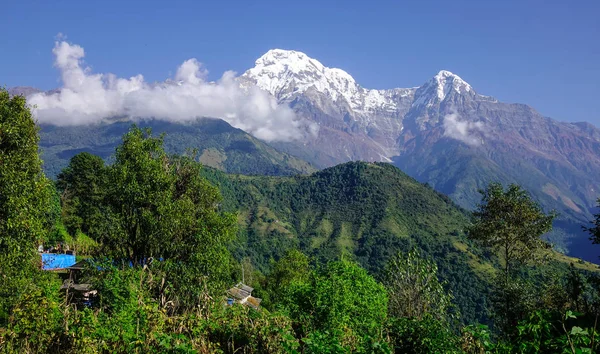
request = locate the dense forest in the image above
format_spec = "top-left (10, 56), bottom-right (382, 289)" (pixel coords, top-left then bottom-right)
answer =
top-left (2, 87), bottom-right (600, 353)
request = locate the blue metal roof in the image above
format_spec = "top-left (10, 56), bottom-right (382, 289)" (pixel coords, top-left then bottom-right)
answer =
top-left (41, 253), bottom-right (76, 270)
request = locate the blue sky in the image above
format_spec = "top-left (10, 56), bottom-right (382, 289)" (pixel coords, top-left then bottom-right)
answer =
top-left (1, 0), bottom-right (599, 124)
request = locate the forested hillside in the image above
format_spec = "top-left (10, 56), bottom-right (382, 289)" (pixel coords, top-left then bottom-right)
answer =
top-left (3, 87), bottom-right (600, 353)
top-left (39, 118), bottom-right (316, 178)
top-left (201, 162), bottom-right (600, 325)
top-left (200, 162), bottom-right (491, 322)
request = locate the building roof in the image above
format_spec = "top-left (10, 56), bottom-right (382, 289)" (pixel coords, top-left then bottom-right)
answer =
top-left (227, 283), bottom-right (254, 300)
top-left (226, 283), bottom-right (262, 309)
top-left (41, 253), bottom-right (76, 270)
top-left (61, 282), bottom-right (93, 292)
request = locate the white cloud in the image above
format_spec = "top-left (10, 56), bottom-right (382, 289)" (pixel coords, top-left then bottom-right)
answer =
top-left (28, 40), bottom-right (317, 142)
top-left (442, 112), bottom-right (484, 146)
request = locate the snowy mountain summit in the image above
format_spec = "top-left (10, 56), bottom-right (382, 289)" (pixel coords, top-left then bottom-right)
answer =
top-left (242, 49), bottom-right (413, 114)
top-left (242, 49), bottom-right (477, 115)
top-left (412, 70), bottom-right (475, 108)
top-left (240, 49), bottom-right (485, 161)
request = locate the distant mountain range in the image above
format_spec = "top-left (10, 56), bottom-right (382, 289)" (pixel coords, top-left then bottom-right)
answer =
top-left (239, 49), bottom-right (600, 260)
top-left (35, 118), bottom-right (315, 178)
top-left (9, 49), bottom-right (600, 260)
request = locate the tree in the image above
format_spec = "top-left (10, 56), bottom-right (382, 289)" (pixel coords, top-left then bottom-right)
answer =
top-left (467, 183), bottom-right (555, 280)
top-left (56, 152), bottom-right (107, 237)
top-left (59, 126), bottom-right (237, 306)
top-left (468, 183), bottom-right (555, 333)
top-left (282, 260), bottom-right (388, 350)
top-left (383, 250), bottom-right (455, 321)
top-left (266, 250), bottom-right (310, 298)
top-left (585, 198), bottom-right (600, 248)
top-left (0, 88), bottom-right (52, 322)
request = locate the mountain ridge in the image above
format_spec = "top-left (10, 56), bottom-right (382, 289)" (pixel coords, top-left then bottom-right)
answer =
top-left (9, 49), bottom-right (600, 259)
top-left (242, 49), bottom-right (600, 259)
top-left (38, 118), bottom-right (316, 178)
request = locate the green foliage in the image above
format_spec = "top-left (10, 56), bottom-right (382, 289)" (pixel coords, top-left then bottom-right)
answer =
top-left (263, 249), bottom-right (310, 305)
top-left (0, 88), bottom-right (52, 324)
top-left (282, 260), bottom-right (388, 351)
top-left (468, 183), bottom-right (556, 278)
top-left (586, 198), bottom-right (600, 249)
top-left (59, 127), bottom-right (238, 304)
top-left (387, 316), bottom-right (461, 354)
top-left (202, 162), bottom-right (492, 324)
top-left (383, 250), bottom-right (455, 322)
top-left (489, 275), bottom-right (540, 334)
top-left (1, 276), bottom-right (64, 353)
top-left (56, 152), bottom-right (107, 236)
top-left (200, 304), bottom-right (300, 354)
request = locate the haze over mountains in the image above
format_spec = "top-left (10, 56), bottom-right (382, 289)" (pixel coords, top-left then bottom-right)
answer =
top-left (9, 46), bottom-right (600, 260)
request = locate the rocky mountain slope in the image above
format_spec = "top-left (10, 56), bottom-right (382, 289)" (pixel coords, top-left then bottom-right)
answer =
top-left (241, 49), bottom-right (600, 259)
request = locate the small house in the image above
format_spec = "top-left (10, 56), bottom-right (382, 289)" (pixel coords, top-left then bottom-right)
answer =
top-left (226, 283), bottom-right (262, 310)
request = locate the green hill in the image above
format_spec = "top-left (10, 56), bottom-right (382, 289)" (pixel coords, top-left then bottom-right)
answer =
top-left (202, 161), bottom-right (599, 323)
top-left (201, 161), bottom-right (495, 322)
top-left (39, 118), bottom-right (316, 178)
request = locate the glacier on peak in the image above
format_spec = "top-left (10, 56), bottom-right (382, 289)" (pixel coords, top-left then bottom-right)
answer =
top-left (242, 49), bottom-right (410, 114)
top-left (242, 50), bottom-right (478, 115)
top-left (411, 70), bottom-right (475, 108)
top-left (432, 70), bottom-right (472, 98)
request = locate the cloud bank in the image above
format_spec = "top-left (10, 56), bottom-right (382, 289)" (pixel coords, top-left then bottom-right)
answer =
top-left (29, 40), bottom-right (316, 142)
top-left (442, 112), bottom-right (485, 146)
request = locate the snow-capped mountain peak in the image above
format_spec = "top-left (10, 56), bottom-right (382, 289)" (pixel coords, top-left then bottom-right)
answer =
top-left (242, 49), bottom-right (411, 114)
top-left (244, 49), bottom-right (358, 102)
top-left (253, 49), bottom-right (328, 77)
top-left (412, 70), bottom-right (474, 107)
top-left (432, 70), bottom-right (472, 98)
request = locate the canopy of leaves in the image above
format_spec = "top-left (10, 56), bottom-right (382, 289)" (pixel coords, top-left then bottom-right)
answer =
top-left (468, 183), bottom-right (555, 277)
top-left (384, 250), bottom-right (455, 321)
top-left (281, 260), bottom-right (388, 348)
top-left (58, 127), bottom-right (237, 302)
top-left (56, 152), bottom-right (107, 236)
top-left (0, 88), bottom-right (52, 323)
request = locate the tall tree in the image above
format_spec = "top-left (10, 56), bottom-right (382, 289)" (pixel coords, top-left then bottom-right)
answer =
top-left (383, 250), bottom-right (455, 321)
top-left (0, 88), bottom-right (52, 322)
top-left (468, 183), bottom-right (555, 280)
top-left (56, 152), bottom-right (107, 236)
top-left (468, 183), bottom-right (555, 333)
top-left (60, 126), bottom-right (237, 305)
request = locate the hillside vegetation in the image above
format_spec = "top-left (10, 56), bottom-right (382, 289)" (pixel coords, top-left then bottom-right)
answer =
top-left (202, 162), bottom-right (599, 324)
top-left (2, 88), bottom-right (600, 353)
top-left (39, 118), bottom-right (316, 178)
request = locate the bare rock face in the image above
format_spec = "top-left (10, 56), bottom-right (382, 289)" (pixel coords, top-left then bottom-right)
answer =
top-left (242, 49), bottom-right (600, 258)
top-left (240, 49), bottom-right (414, 165)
